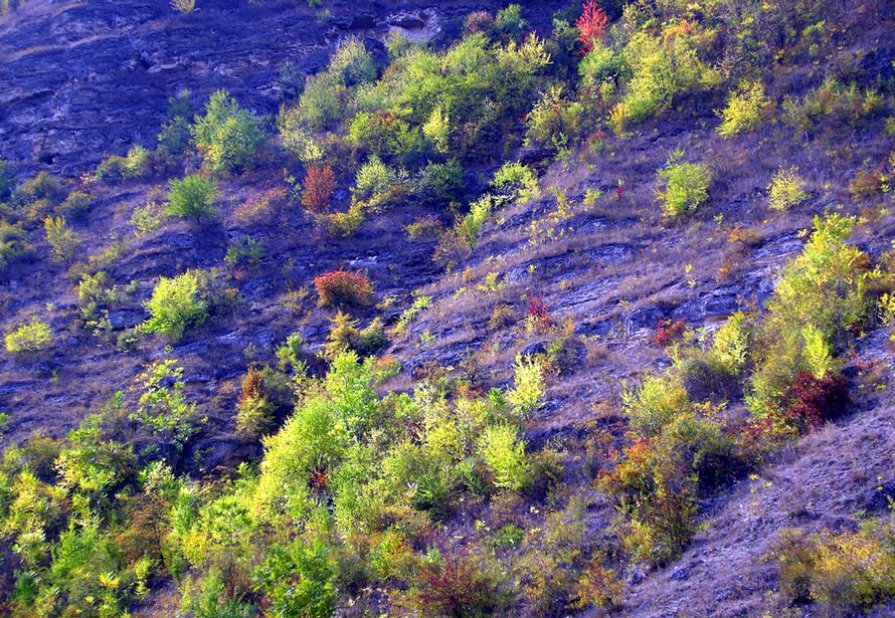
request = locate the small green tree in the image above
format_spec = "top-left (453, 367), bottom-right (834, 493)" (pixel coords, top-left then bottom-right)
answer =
top-left (43, 216), bottom-right (80, 263)
top-left (191, 90), bottom-right (267, 173)
top-left (166, 175), bottom-right (217, 223)
top-left (131, 358), bottom-right (201, 456)
top-left (142, 270), bottom-right (209, 341)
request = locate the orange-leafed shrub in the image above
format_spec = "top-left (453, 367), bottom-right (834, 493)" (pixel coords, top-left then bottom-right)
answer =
top-left (314, 270), bottom-right (373, 308)
top-left (576, 0), bottom-right (608, 53)
top-left (302, 164), bottom-right (336, 213)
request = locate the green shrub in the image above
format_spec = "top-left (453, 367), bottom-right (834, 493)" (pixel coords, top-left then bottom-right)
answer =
top-left (748, 214), bottom-right (878, 418)
top-left (612, 28), bottom-right (721, 130)
top-left (491, 161), bottom-right (538, 202)
top-left (5, 318), bottom-right (52, 354)
top-left (43, 215), bottom-right (80, 263)
top-left (768, 168), bottom-right (808, 211)
top-left (142, 270), bottom-right (210, 340)
top-left (192, 90), bottom-right (267, 173)
top-left (166, 174), bottom-right (218, 223)
top-left (0, 159), bottom-right (14, 201)
top-left (131, 358), bottom-right (201, 454)
top-left (58, 191), bottom-right (92, 220)
top-left (621, 372), bottom-right (690, 439)
top-left (656, 150), bottom-right (712, 219)
top-left (775, 520), bottom-right (895, 615)
top-left (506, 354), bottom-right (545, 421)
top-left (478, 424), bottom-right (530, 491)
top-left (717, 81), bottom-right (772, 137)
top-left (524, 85), bottom-right (584, 152)
top-left (19, 171), bottom-right (66, 205)
top-left (0, 222), bottom-right (30, 274)
top-left (97, 145), bottom-right (152, 183)
top-left (494, 3), bottom-right (526, 38)
top-left (158, 90), bottom-right (194, 156)
top-left (419, 159), bottom-right (464, 206)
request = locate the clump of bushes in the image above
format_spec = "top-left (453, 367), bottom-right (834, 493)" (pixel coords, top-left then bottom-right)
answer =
top-left (141, 269), bottom-right (210, 341)
top-left (192, 90), bottom-right (267, 173)
top-left (314, 270), bottom-right (373, 308)
top-left (747, 214), bottom-right (878, 422)
top-left (775, 519), bottom-right (895, 615)
top-left (96, 145), bottom-right (152, 183)
top-left (5, 317), bottom-right (52, 354)
top-left (717, 81), bottom-right (772, 137)
top-left (768, 168), bottom-right (808, 211)
top-left (656, 150), bottom-right (712, 219)
top-left (166, 174), bottom-right (217, 223)
top-left (0, 222), bottom-right (30, 275)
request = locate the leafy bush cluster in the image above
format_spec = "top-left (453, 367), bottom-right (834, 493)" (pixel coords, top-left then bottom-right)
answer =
top-left (314, 270), bottom-right (374, 308)
top-left (604, 213), bottom-right (890, 566)
top-left (656, 150), bottom-right (712, 219)
top-left (775, 519), bottom-right (895, 614)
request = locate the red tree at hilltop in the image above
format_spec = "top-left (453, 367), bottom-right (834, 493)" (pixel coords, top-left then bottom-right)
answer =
top-left (576, 0), bottom-right (608, 53)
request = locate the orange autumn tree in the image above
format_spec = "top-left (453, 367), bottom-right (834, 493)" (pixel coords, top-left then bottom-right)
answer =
top-left (301, 164), bottom-right (336, 213)
top-left (576, 0), bottom-right (608, 53)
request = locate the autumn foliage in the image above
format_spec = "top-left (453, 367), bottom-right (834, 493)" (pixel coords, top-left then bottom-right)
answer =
top-left (314, 269), bottom-right (374, 308)
top-left (301, 164), bottom-right (336, 213)
top-left (576, 0), bottom-right (608, 53)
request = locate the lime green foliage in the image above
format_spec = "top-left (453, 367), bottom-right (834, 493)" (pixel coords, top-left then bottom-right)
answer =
top-left (507, 354), bottom-right (546, 420)
top-left (717, 81), bottom-right (772, 137)
top-left (55, 414), bottom-right (135, 496)
top-left (494, 4), bottom-right (526, 38)
top-left (768, 168), bottom-right (808, 211)
top-left (612, 27), bottom-right (721, 130)
top-left (166, 174), bottom-right (217, 223)
top-left (578, 41), bottom-right (624, 90)
top-left (131, 194), bottom-right (169, 237)
top-left (96, 145), bottom-right (151, 183)
top-left (191, 90), bottom-right (267, 172)
top-left (287, 32), bottom-right (549, 162)
top-left (709, 312), bottom-right (752, 376)
top-left (142, 270), bottom-right (209, 340)
top-left (4, 317), bottom-right (52, 354)
top-left (621, 372), bottom-right (689, 439)
top-left (393, 295), bottom-right (432, 334)
top-left (656, 150), bottom-right (712, 219)
top-left (525, 85), bottom-right (584, 152)
top-left (282, 37), bottom-right (376, 136)
top-left (782, 77), bottom-right (883, 132)
top-left (775, 518), bottom-right (895, 614)
top-left (491, 161), bottom-right (539, 203)
top-left (748, 214), bottom-right (879, 417)
top-left (158, 90), bottom-right (194, 156)
top-left (43, 215), bottom-right (79, 263)
top-left (479, 424), bottom-right (530, 490)
top-left (130, 358), bottom-right (201, 454)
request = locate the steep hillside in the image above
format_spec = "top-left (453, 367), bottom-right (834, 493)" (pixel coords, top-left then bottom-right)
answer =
top-left (1, 0), bottom-right (895, 616)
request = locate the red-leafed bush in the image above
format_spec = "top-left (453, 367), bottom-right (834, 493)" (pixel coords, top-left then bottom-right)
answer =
top-left (528, 294), bottom-right (553, 330)
top-left (654, 319), bottom-right (686, 346)
top-left (314, 270), bottom-right (373, 308)
top-left (786, 371), bottom-right (849, 430)
top-left (302, 164), bottom-right (336, 213)
top-left (576, 0), bottom-right (608, 53)
top-left (399, 553), bottom-right (504, 616)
